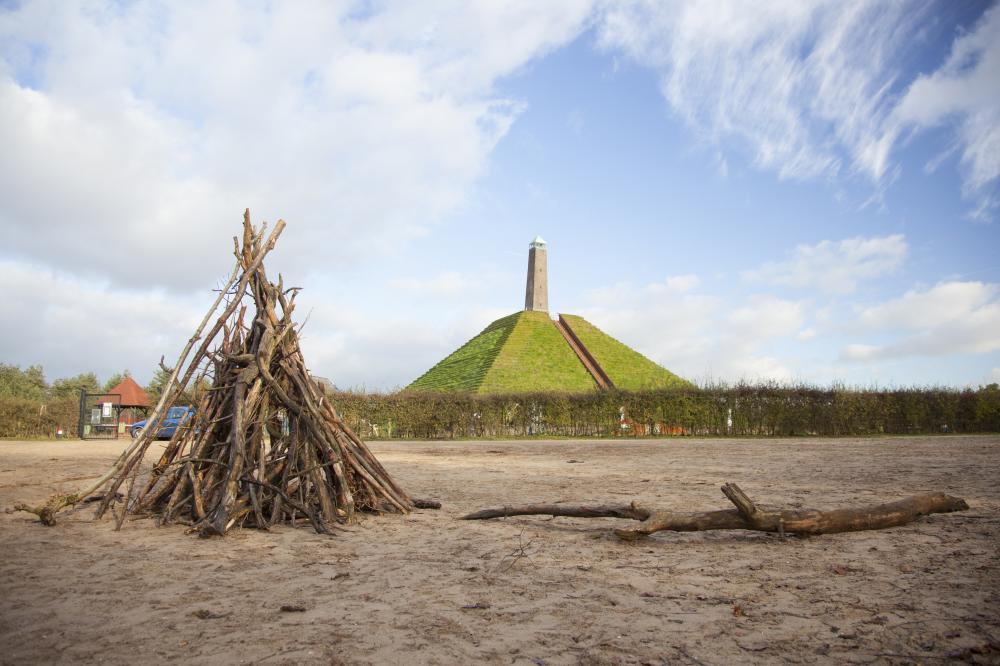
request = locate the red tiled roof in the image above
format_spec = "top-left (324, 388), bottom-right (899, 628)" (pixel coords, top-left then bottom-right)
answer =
top-left (102, 376), bottom-right (151, 407)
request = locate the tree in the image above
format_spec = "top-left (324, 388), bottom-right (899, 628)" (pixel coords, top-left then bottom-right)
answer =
top-left (0, 364), bottom-right (48, 401)
top-left (102, 369), bottom-right (131, 393)
top-left (146, 364), bottom-right (206, 407)
top-left (145, 366), bottom-right (172, 405)
top-left (51, 372), bottom-right (100, 398)
top-left (976, 383), bottom-right (1000, 431)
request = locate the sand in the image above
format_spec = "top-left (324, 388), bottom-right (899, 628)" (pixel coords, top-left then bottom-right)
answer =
top-left (1, 435), bottom-right (998, 665)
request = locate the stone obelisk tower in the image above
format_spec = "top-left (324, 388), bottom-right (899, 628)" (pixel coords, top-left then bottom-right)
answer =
top-left (524, 236), bottom-right (548, 312)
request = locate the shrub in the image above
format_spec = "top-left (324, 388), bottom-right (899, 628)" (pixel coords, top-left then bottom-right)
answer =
top-left (327, 384), bottom-right (1000, 440)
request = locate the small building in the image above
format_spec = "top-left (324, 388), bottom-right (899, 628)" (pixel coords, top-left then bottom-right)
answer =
top-left (92, 376), bottom-right (151, 434)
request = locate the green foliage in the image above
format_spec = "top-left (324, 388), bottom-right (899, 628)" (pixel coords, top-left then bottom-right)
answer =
top-left (51, 372), bottom-right (100, 398)
top-left (560, 314), bottom-right (692, 390)
top-left (1, 356), bottom-right (998, 441)
top-left (0, 395), bottom-right (50, 438)
top-left (0, 364), bottom-right (81, 437)
top-left (143, 364), bottom-right (205, 407)
top-left (0, 393), bottom-right (78, 438)
top-left (407, 311), bottom-right (595, 393)
top-left (0, 364), bottom-right (47, 402)
top-left (102, 369), bottom-right (131, 392)
top-left (145, 367), bottom-right (173, 404)
top-left (479, 311), bottom-right (595, 393)
top-left (332, 383), bottom-right (1000, 440)
top-left (974, 383), bottom-right (1000, 431)
top-left (407, 312), bottom-right (520, 392)
top-left (0, 358), bottom-right (223, 438)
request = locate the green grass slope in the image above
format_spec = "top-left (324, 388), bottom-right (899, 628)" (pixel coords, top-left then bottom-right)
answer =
top-left (560, 313), bottom-right (692, 390)
top-left (405, 311), bottom-right (597, 393)
top-left (479, 311), bottom-right (595, 393)
top-left (406, 312), bottom-right (521, 392)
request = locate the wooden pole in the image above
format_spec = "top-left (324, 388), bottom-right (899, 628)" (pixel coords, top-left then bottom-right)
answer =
top-left (15, 210), bottom-right (412, 535)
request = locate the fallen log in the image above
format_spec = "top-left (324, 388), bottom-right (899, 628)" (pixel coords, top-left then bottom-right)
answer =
top-left (462, 503), bottom-right (650, 521)
top-left (461, 484), bottom-right (969, 541)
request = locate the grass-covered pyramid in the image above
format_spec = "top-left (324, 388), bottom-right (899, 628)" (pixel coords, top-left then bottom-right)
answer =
top-left (557, 314), bottom-right (690, 390)
top-left (407, 310), bottom-right (690, 394)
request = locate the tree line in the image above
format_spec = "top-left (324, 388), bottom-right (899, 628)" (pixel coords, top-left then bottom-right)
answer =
top-left (2, 362), bottom-right (998, 440)
top-left (0, 363), bottom-right (173, 438)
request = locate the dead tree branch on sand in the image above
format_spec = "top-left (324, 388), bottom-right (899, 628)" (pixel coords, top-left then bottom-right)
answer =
top-left (461, 483), bottom-right (968, 541)
top-left (15, 210), bottom-right (413, 535)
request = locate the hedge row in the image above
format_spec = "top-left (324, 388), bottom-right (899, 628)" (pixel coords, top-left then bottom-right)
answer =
top-left (4, 384), bottom-right (999, 440)
top-left (0, 395), bottom-right (80, 439)
top-left (328, 384), bottom-right (1000, 440)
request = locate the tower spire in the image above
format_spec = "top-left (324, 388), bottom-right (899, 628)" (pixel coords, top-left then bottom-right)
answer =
top-left (524, 236), bottom-right (548, 312)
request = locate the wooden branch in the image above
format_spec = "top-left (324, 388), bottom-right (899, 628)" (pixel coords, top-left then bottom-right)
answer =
top-left (95, 214), bottom-right (285, 521)
top-left (461, 485), bottom-right (969, 541)
top-left (16, 210), bottom-right (412, 537)
top-left (461, 502), bottom-right (649, 521)
top-left (720, 482), bottom-right (757, 519)
top-left (241, 477), bottom-right (329, 535)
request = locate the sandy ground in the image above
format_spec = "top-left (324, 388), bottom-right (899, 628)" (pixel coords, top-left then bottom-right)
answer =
top-left (0, 435), bottom-right (998, 665)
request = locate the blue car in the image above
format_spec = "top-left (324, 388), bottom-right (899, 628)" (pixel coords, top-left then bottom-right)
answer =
top-left (130, 406), bottom-right (195, 439)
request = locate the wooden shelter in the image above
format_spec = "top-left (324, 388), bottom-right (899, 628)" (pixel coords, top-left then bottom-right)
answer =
top-left (96, 376), bottom-right (151, 429)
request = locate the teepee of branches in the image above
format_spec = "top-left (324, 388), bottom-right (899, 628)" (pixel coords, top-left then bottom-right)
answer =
top-left (18, 211), bottom-right (412, 535)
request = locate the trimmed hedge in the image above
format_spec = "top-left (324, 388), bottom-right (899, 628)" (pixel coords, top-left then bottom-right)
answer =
top-left (0, 395), bottom-right (79, 439)
top-left (5, 384), bottom-right (998, 440)
top-left (330, 383), bottom-right (1000, 440)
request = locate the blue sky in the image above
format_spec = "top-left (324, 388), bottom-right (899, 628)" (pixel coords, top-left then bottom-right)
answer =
top-left (1, 1), bottom-right (998, 390)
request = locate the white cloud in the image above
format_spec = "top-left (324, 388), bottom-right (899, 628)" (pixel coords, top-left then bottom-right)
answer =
top-left (0, 255), bottom-right (511, 389)
top-left (597, 1), bottom-right (921, 183)
top-left (721, 355), bottom-right (795, 383)
top-left (585, 281), bottom-right (639, 307)
top-left (583, 278), bottom-right (718, 357)
top-left (840, 344), bottom-right (879, 362)
top-left (856, 281), bottom-right (997, 330)
top-left (727, 295), bottom-right (805, 340)
top-left (743, 234), bottom-right (907, 293)
top-left (841, 281), bottom-right (1000, 361)
top-left (647, 274), bottom-right (700, 294)
top-left (0, 1), bottom-right (593, 291)
top-left (388, 271), bottom-right (471, 296)
top-left (596, 1), bottom-right (1000, 218)
top-left (0, 260), bottom-right (205, 382)
top-left (1, 1), bottom-right (995, 391)
top-left (578, 278), bottom-right (803, 383)
top-left (581, 274), bottom-right (1000, 385)
top-left (299, 303), bottom-right (511, 391)
top-left (895, 5), bottom-right (1000, 199)
top-left (0, 0), bottom-right (599, 388)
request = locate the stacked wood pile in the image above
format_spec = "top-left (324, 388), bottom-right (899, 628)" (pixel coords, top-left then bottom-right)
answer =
top-left (18, 211), bottom-right (412, 534)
